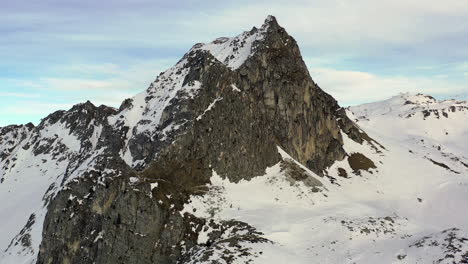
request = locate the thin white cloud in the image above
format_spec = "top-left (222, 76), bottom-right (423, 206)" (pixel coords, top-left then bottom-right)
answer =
top-left (0, 92), bottom-right (39, 98)
top-left (15, 59), bottom-right (175, 93)
top-left (1, 0), bottom-right (467, 127)
top-left (184, 0), bottom-right (468, 52)
top-left (310, 67), bottom-right (466, 105)
top-left (42, 78), bottom-right (124, 90)
top-left (60, 63), bottom-right (122, 75)
top-left (0, 59), bottom-right (177, 127)
top-left (3, 102), bottom-right (73, 116)
top-left (5, 0), bottom-right (467, 54)
top-left (457, 62), bottom-right (468, 72)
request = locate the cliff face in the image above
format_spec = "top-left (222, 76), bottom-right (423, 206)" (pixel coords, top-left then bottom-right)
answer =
top-left (1, 16), bottom-right (369, 264)
top-left (37, 156), bottom-right (203, 264)
top-left (129, 15), bottom-right (364, 182)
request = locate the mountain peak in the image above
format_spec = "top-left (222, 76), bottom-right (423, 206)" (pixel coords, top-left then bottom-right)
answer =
top-left (186, 15), bottom-right (288, 70)
top-left (264, 15), bottom-right (277, 23)
top-left (262, 15), bottom-right (280, 30)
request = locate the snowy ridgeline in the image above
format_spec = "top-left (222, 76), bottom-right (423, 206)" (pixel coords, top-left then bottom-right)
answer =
top-left (0, 116), bottom-right (106, 263)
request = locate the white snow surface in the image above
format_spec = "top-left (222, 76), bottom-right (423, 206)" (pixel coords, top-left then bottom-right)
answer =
top-left (196, 97), bottom-right (223, 121)
top-left (108, 57), bottom-right (195, 166)
top-left (182, 93), bottom-right (468, 264)
top-left (191, 15), bottom-right (274, 70)
top-left (349, 93), bottom-right (468, 170)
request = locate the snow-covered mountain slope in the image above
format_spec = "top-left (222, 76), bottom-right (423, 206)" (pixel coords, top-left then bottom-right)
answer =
top-left (0, 103), bottom-right (119, 263)
top-left (349, 93), bottom-right (468, 173)
top-left (180, 93), bottom-right (468, 264)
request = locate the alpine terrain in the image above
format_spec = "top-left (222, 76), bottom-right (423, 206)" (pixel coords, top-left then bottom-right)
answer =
top-left (1, 16), bottom-right (467, 264)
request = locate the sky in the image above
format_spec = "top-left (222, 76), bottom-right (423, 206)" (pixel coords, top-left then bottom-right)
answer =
top-left (1, 0), bottom-right (468, 126)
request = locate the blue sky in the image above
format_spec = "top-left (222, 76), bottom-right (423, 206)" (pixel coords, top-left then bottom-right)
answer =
top-left (1, 0), bottom-right (468, 126)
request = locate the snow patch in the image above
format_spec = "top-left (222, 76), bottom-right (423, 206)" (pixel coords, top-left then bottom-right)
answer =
top-left (231, 84), bottom-right (241, 92)
top-left (196, 97), bottom-right (223, 121)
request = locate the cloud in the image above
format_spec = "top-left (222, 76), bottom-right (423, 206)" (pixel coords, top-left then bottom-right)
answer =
top-left (0, 59), bottom-right (175, 126)
top-left (0, 92), bottom-right (39, 98)
top-left (457, 62), bottom-right (468, 75)
top-left (310, 67), bottom-right (467, 105)
top-left (10, 59), bottom-right (175, 93)
top-left (0, 0), bottom-right (467, 126)
top-left (0, 101), bottom-right (74, 126)
top-left (3, 0), bottom-right (467, 56)
top-left (189, 0), bottom-right (468, 52)
top-left (2, 102), bottom-right (73, 116)
top-left (41, 78), bottom-right (123, 90)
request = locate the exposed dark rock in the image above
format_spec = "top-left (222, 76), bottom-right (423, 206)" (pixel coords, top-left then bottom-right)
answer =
top-left (337, 167), bottom-right (348, 177)
top-left (427, 158), bottom-right (460, 174)
top-left (118, 98), bottom-right (134, 111)
top-left (409, 228), bottom-right (468, 263)
top-left (37, 156), bottom-right (203, 264)
top-left (180, 220), bottom-right (271, 264)
top-left (280, 159), bottom-right (323, 191)
top-left (348, 153), bottom-right (376, 175)
top-left (6, 213), bottom-right (36, 255)
top-left (0, 123), bottom-right (35, 162)
top-left (147, 16), bottom-right (369, 182)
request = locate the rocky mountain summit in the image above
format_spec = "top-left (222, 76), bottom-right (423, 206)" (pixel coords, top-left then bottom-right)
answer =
top-left (1, 16), bottom-right (468, 264)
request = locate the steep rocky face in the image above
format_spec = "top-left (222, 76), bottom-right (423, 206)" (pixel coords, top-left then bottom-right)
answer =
top-left (37, 155), bottom-right (202, 264)
top-left (2, 16), bottom-right (371, 264)
top-left (143, 16), bottom-right (366, 183)
top-left (99, 16), bottom-right (366, 179)
top-left (230, 16), bottom-right (350, 174)
top-left (0, 102), bottom-right (126, 263)
top-left (0, 123), bottom-right (34, 164)
top-left (37, 155), bottom-right (271, 264)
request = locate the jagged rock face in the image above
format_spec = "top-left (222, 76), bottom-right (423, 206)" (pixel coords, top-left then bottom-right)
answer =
top-left (2, 16), bottom-right (368, 264)
top-left (100, 16), bottom-right (364, 179)
top-left (148, 16), bottom-right (363, 182)
top-left (37, 156), bottom-right (202, 264)
top-left (233, 17), bottom-right (348, 174)
top-left (0, 123), bottom-right (34, 163)
top-left (0, 102), bottom-right (124, 263)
